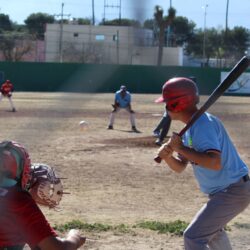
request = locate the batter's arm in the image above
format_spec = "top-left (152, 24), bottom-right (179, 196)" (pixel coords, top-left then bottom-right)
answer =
top-left (168, 133), bottom-right (221, 171)
top-left (158, 144), bottom-right (188, 173)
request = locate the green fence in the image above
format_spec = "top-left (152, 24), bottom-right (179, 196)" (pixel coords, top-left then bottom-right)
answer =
top-left (0, 62), bottom-right (235, 95)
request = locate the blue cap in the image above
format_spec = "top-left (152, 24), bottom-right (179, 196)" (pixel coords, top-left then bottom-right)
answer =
top-left (120, 85), bottom-right (126, 91)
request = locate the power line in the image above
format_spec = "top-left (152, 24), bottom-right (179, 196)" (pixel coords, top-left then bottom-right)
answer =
top-left (103, 0), bottom-right (121, 24)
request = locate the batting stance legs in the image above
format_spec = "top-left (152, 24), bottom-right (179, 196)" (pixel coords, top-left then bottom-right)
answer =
top-left (108, 107), bottom-right (136, 130)
top-left (184, 179), bottom-right (250, 250)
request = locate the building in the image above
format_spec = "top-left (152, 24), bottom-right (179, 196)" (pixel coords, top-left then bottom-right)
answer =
top-left (45, 24), bottom-right (183, 66)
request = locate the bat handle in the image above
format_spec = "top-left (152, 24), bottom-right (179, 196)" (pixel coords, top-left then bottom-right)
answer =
top-left (154, 155), bottom-right (162, 163)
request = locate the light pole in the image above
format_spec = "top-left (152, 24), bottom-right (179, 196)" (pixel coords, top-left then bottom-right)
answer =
top-left (59, 3), bottom-right (64, 63)
top-left (54, 3), bottom-right (70, 62)
top-left (92, 0), bottom-right (95, 25)
top-left (166, 0), bottom-right (173, 47)
top-left (202, 4), bottom-right (208, 66)
top-left (225, 0), bottom-right (229, 35)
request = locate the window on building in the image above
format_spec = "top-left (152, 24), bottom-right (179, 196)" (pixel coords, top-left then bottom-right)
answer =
top-left (95, 35), bottom-right (105, 41)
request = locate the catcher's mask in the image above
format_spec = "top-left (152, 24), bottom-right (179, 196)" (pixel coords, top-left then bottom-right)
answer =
top-left (155, 77), bottom-right (199, 112)
top-left (29, 163), bottom-right (64, 209)
top-left (0, 141), bottom-right (31, 190)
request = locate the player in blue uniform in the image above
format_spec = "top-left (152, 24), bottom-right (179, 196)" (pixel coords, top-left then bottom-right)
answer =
top-left (153, 110), bottom-right (171, 146)
top-left (156, 77), bottom-right (250, 249)
top-left (108, 85), bottom-right (138, 132)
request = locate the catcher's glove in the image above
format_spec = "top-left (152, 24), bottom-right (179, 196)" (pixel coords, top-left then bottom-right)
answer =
top-left (28, 163), bottom-right (63, 209)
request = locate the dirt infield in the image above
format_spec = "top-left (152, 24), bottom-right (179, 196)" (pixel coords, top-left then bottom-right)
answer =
top-left (2, 92), bottom-right (250, 250)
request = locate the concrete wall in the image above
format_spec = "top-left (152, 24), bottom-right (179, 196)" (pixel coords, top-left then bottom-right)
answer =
top-left (45, 24), bottom-right (183, 66)
top-left (130, 47), bottom-right (183, 66)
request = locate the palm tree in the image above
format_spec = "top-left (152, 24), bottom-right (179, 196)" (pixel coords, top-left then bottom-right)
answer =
top-left (154, 6), bottom-right (176, 66)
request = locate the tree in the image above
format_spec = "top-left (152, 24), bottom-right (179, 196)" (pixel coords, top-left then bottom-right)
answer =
top-left (143, 19), bottom-right (154, 30)
top-left (225, 27), bottom-right (249, 60)
top-left (0, 32), bottom-right (33, 61)
top-left (0, 14), bottom-right (13, 31)
top-left (185, 26), bottom-right (249, 67)
top-left (185, 28), bottom-right (204, 57)
top-left (154, 5), bottom-right (176, 66)
top-left (100, 18), bottom-right (140, 27)
top-left (24, 13), bottom-right (55, 39)
top-left (72, 18), bottom-right (91, 25)
top-left (185, 28), bottom-right (223, 64)
top-left (171, 17), bottom-right (196, 46)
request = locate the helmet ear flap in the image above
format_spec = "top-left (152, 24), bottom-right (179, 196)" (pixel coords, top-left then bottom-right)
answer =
top-left (0, 151), bottom-right (18, 179)
top-left (0, 141), bottom-right (31, 189)
top-left (166, 101), bottom-right (179, 111)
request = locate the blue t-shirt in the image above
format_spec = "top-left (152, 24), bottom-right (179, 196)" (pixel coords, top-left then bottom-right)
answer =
top-left (115, 90), bottom-right (131, 108)
top-left (183, 112), bottom-right (248, 194)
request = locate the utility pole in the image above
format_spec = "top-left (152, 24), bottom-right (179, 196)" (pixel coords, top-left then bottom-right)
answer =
top-left (202, 4), bottom-right (208, 66)
top-left (166, 0), bottom-right (173, 47)
top-left (59, 3), bottom-right (64, 63)
top-left (116, 30), bottom-right (119, 64)
top-left (225, 0), bottom-right (229, 36)
top-left (119, 0), bottom-right (121, 24)
top-left (92, 0), bottom-right (95, 25)
top-left (54, 3), bottom-right (70, 63)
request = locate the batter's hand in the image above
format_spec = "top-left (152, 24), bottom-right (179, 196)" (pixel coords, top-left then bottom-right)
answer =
top-left (168, 132), bottom-right (184, 151)
top-left (67, 229), bottom-right (86, 248)
top-left (157, 143), bottom-right (173, 160)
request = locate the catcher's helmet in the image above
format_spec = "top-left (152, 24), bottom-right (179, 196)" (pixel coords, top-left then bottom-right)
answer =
top-left (0, 141), bottom-right (31, 190)
top-left (155, 77), bottom-right (199, 112)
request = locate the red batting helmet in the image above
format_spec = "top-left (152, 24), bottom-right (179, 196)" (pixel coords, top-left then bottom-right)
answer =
top-left (155, 77), bottom-right (199, 112)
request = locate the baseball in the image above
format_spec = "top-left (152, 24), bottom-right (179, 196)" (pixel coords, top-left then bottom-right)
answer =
top-left (79, 120), bottom-right (89, 130)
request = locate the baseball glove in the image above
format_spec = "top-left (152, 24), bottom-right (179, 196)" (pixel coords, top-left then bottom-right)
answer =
top-left (28, 163), bottom-right (63, 209)
top-left (111, 104), bottom-right (116, 112)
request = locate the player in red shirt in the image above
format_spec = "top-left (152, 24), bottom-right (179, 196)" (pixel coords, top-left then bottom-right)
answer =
top-left (0, 79), bottom-right (16, 112)
top-left (0, 141), bottom-right (86, 250)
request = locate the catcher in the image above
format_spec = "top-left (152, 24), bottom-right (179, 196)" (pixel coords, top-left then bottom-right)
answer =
top-left (0, 140), bottom-right (86, 250)
top-left (0, 79), bottom-right (16, 112)
top-left (107, 85), bottom-right (138, 132)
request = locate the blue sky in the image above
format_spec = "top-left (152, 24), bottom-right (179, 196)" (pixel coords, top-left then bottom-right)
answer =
top-left (1, 0), bottom-right (250, 30)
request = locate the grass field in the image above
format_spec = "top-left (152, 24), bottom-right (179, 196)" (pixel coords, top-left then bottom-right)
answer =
top-left (2, 92), bottom-right (250, 250)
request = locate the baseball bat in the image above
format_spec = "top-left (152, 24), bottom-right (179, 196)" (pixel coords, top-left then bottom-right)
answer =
top-left (154, 55), bottom-right (250, 163)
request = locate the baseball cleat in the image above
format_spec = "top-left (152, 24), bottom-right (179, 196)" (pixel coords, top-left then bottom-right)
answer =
top-left (153, 131), bottom-right (160, 137)
top-left (155, 139), bottom-right (163, 146)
